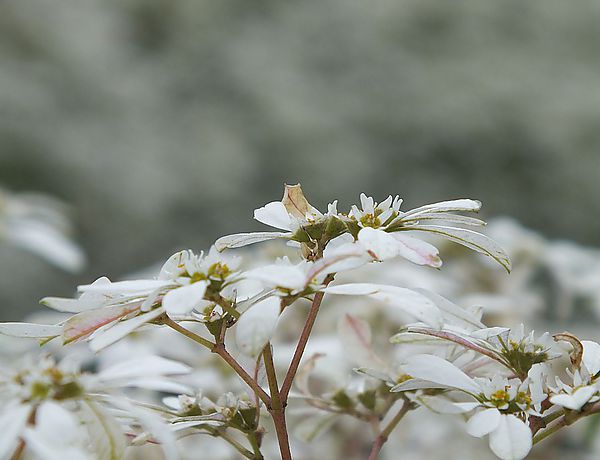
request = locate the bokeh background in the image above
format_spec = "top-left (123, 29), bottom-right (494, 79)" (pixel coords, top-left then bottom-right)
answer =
top-left (1, 0), bottom-right (600, 318)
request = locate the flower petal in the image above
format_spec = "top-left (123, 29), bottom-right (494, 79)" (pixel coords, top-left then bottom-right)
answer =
top-left (0, 322), bottom-right (61, 338)
top-left (549, 386), bottom-right (596, 410)
top-left (402, 354), bottom-right (480, 394)
top-left (89, 307), bottom-right (165, 352)
top-left (392, 233), bottom-right (442, 268)
top-left (235, 296), bottom-right (280, 357)
top-left (214, 231), bottom-right (292, 251)
top-left (254, 201), bottom-right (293, 230)
top-left (163, 282), bottom-right (208, 317)
top-left (488, 415), bottom-right (532, 460)
top-left (357, 228), bottom-right (399, 260)
top-left (466, 408), bottom-right (501, 437)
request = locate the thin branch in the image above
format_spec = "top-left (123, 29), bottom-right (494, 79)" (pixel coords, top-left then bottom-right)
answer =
top-left (367, 400), bottom-right (413, 460)
top-left (263, 343), bottom-right (292, 460)
top-left (163, 317), bottom-right (215, 349)
top-left (280, 275), bottom-right (334, 403)
top-left (533, 401), bottom-right (600, 445)
top-left (165, 318), bottom-right (271, 406)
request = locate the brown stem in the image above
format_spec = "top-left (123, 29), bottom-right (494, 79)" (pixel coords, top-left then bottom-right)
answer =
top-left (164, 318), bottom-right (271, 406)
top-left (212, 344), bottom-right (272, 406)
top-left (269, 409), bottom-right (292, 460)
top-left (367, 401), bottom-right (412, 460)
top-left (263, 343), bottom-right (292, 460)
top-left (280, 275), bottom-right (334, 404)
top-left (533, 401), bottom-right (600, 445)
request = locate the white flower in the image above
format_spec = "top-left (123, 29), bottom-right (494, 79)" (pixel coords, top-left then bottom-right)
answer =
top-left (346, 193), bottom-right (510, 271)
top-left (0, 354), bottom-right (189, 460)
top-left (216, 184), bottom-right (340, 251)
top-left (395, 354), bottom-right (537, 460)
top-left (549, 340), bottom-right (600, 410)
top-left (0, 187), bottom-right (85, 272)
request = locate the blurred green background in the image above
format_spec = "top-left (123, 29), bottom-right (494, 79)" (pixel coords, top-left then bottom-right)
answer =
top-left (1, 0), bottom-right (600, 317)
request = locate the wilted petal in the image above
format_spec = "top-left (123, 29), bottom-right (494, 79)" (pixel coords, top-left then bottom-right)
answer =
top-left (402, 354), bottom-right (480, 394)
top-left (163, 282), bottom-right (208, 317)
top-left (466, 408), bottom-right (501, 437)
top-left (235, 296), bottom-right (280, 357)
top-left (488, 415), bottom-right (532, 460)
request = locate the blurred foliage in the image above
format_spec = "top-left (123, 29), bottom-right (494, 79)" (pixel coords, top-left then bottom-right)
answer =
top-left (1, 0), bottom-right (600, 315)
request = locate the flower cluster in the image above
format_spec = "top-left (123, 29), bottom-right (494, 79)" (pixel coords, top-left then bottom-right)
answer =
top-left (0, 184), bottom-right (598, 460)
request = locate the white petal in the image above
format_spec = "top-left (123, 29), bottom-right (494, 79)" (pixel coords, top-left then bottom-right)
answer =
top-left (89, 307), bottom-right (165, 352)
top-left (402, 354), bottom-right (480, 394)
top-left (357, 227), bottom-right (399, 260)
top-left (214, 231), bottom-right (292, 251)
top-left (399, 199), bottom-right (482, 219)
top-left (405, 225), bottom-right (511, 272)
top-left (370, 288), bottom-right (443, 328)
top-left (321, 283), bottom-right (381, 296)
top-left (6, 221), bottom-right (85, 273)
top-left (163, 282), bottom-right (208, 317)
top-left (254, 201), bottom-right (293, 230)
top-left (40, 297), bottom-right (96, 313)
top-left (99, 355), bottom-right (191, 382)
top-left (391, 378), bottom-right (451, 392)
top-left (466, 408), bottom-right (501, 437)
top-left (78, 279), bottom-right (172, 293)
top-left (244, 265), bottom-right (306, 291)
top-left (0, 402), bottom-right (31, 458)
top-left (413, 289), bottom-right (485, 330)
top-left (81, 401), bottom-right (127, 460)
top-left (549, 386), bottom-right (596, 410)
top-left (392, 233), bottom-right (442, 268)
top-left (582, 340), bottom-right (600, 375)
top-left (0, 322), bottom-right (61, 338)
top-left (235, 296), bottom-right (280, 357)
top-left (420, 396), bottom-right (479, 415)
top-left (488, 415), bottom-right (532, 460)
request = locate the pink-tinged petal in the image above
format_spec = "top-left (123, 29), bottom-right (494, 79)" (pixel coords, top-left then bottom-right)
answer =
top-left (89, 307), bottom-right (165, 352)
top-left (254, 201), bottom-right (293, 230)
top-left (214, 231), bottom-right (292, 251)
top-left (63, 305), bottom-right (140, 344)
top-left (466, 408), bottom-right (501, 437)
top-left (488, 415), bottom-right (532, 460)
top-left (392, 233), bottom-right (442, 268)
top-left (358, 228), bottom-right (399, 261)
top-left (404, 225), bottom-right (511, 272)
top-left (338, 314), bottom-right (379, 366)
